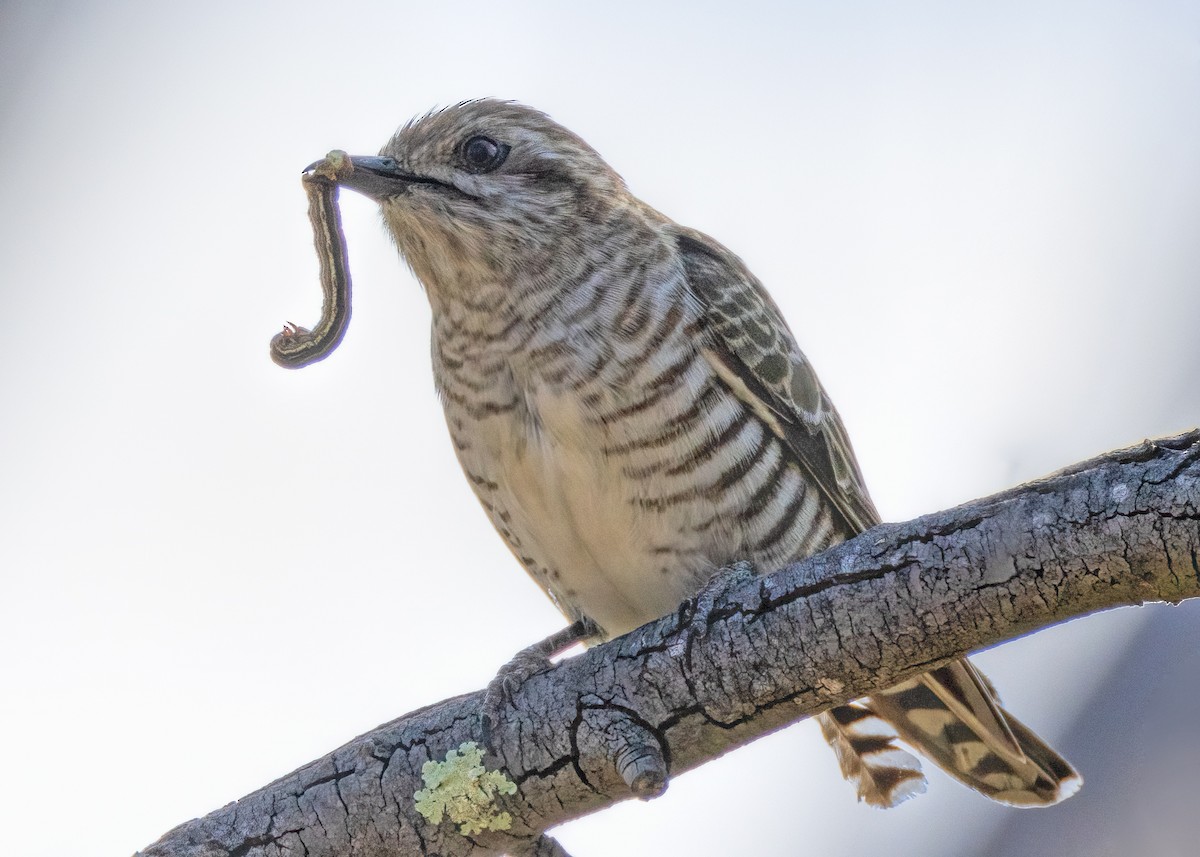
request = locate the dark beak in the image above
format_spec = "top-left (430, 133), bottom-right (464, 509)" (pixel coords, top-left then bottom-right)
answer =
top-left (303, 155), bottom-right (432, 202)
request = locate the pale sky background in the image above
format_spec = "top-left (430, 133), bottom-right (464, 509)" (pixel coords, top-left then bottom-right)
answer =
top-left (2, 2), bottom-right (1199, 856)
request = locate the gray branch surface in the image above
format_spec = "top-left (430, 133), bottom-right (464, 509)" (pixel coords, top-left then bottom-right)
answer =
top-left (138, 432), bottom-right (1200, 857)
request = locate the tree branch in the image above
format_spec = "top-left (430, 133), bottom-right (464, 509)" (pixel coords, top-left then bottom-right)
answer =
top-left (137, 431), bottom-right (1200, 857)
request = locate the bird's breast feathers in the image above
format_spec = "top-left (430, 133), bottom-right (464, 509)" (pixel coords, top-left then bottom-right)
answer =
top-left (446, 329), bottom-right (735, 637)
top-left (465, 382), bottom-right (695, 635)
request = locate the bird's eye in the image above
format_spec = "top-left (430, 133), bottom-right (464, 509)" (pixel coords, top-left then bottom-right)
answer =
top-left (461, 135), bottom-right (509, 173)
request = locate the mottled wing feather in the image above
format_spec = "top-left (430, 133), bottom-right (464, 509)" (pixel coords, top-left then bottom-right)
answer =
top-left (675, 228), bottom-right (880, 535)
top-left (677, 226), bottom-right (923, 806)
top-left (674, 226), bottom-right (1080, 807)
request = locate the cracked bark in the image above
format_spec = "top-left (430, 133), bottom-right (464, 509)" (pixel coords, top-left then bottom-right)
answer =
top-left (137, 431), bottom-right (1200, 857)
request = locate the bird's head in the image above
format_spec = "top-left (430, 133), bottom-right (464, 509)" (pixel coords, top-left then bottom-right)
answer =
top-left (333, 100), bottom-right (627, 299)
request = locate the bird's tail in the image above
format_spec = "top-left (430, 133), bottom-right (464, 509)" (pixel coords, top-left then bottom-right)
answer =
top-left (816, 705), bottom-right (928, 808)
top-left (820, 659), bottom-right (1081, 808)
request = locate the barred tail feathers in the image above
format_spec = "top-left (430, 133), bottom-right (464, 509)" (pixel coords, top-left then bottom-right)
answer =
top-left (816, 706), bottom-right (928, 808)
top-left (866, 661), bottom-right (1082, 807)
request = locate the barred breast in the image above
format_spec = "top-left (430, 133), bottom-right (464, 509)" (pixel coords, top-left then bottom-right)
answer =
top-left (431, 224), bottom-right (839, 640)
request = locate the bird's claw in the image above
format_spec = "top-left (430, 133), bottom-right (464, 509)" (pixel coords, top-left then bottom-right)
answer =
top-left (481, 618), bottom-right (601, 748)
top-left (687, 560), bottom-right (757, 640)
top-left (481, 648), bottom-right (555, 746)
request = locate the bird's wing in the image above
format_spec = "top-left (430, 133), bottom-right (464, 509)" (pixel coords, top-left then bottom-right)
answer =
top-left (674, 226), bottom-right (1080, 808)
top-left (674, 226), bottom-right (880, 535)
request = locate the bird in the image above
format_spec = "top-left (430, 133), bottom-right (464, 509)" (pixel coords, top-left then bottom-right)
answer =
top-left (330, 99), bottom-right (1080, 808)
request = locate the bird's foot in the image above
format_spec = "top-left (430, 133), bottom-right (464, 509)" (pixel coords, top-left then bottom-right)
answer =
top-left (481, 617), bottom-right (601, 747)
top-left (686, 560), bottom-right (757, 640)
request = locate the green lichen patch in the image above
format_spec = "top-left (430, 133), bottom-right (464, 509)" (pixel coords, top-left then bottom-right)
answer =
top-left (413, 742), bottom-right (518, 835)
